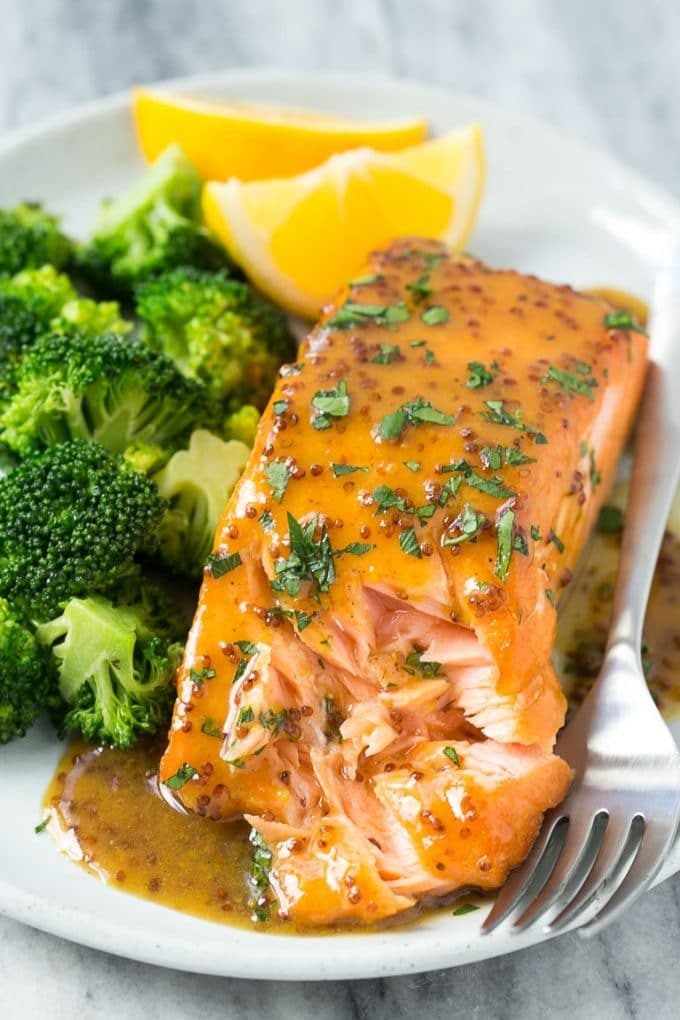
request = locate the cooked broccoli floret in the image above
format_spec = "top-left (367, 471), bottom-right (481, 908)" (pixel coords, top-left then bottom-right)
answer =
top-left (3, 264), bottom-right (75, 312)
top-left (0, 268), bottom-right (77, 397)
top-left (0, 267), bottom-right (130, 389)
top-left (0, 330), bottom-right (213, 458)
top-left (77, 145), bottom-right (232, 296)
top-left (36, 591), bottom-right (183, 749)
top-left (0, 597), bottom-right (54, 743)
top-left (0, 293), bottom-right (44, 372)
top-left (136, 266), bottom-right (295, 410)
top-left (104, 572), bottom-right (189, 644)
top-left (0, 446), bottom-right (16, 478)
top-left (0, 439), bottom-right (165, 619)
top-left (153, 429), bottom-right (250, 576)
top-left (50, 296), bottom-right (132, 337)
top-left (225, 404), bottom-right (260, 445)
top-left (0, 203), bottom-right (72, 275)
top-left (123, 442), bottom-right (170, 477)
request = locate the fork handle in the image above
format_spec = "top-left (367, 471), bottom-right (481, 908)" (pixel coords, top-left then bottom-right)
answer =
top-left (607, 246), bottom-right (680, 658)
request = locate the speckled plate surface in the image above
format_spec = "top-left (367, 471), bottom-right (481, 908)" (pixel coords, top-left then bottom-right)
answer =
top-left (1, 69), bottom-right (680, 980)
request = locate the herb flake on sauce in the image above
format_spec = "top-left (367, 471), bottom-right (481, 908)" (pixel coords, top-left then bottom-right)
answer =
top-left (164, 764), bottom-right (198, 790)
top-left (206, 551), bottom-right (242, 578)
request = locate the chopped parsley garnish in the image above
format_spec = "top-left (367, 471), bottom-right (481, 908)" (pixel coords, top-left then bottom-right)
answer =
top-left (483, 400), bottom-right (547, 444)
top-left (164, 764), bottom-right (198, 790)
top-left (233, 642), bottom-right (259, 684)
top-left (260, 510), bottom-right (275, 531)
top-left (530, 524), bottom-right (541, 541)
top-left (271, 515), bottom-right (373, 599)
top-left (258, 708), bottom-right (288, 733)
top-left (543, 363), bottom-right (598, 400)
top-left (331, 463), bottom-right (368, 477)
top-left (406, 273), bottom-right (432, 303)
top-left (425, 347), bottom-right (436, 365)
top-left (383, 302), bottom-right (410, 324)
top-left (513, 531), bottom-right (529, 556)
top-left (236, 640), bottom-right (258, 655)
top-left (443, 504), bottom-right (486, 546)
top-left (227, 758), bottom-right (246, 769)
top-left (404, 460), bottom-right (422, 472)
top-left (272, 513), bottom-right (336, 598)
top-left (326, 302), bottom-right (385, 325)
top-left (34, 816), bottom-right (49, 834)
top-left (416, 503), bottom-right (436, 521)
top-left (589, 448), bottom-right (601, 488)
top-left (421, 305), bottom-right (449, 325)
top-left (379, 398), bottom-right (455, 440)
top-left (373, 484), bottom-right (410, 515)
top-left (504, 446), bottom-right (536, 465)
top-left (495, 509), bottom-right (515, 581)
top-left (545, 588), bottom-right (556, 607)
top-left (264, 461), bottom-right (291, 503)
top-left (410, 339), bottom-right (426, 348)
top-left (323, 695), bottom-right (344, 742)
top-left (189, 667), bottom-right (216, 685)
top-left (379, 408), bottom-right (408, 440)
top-left (443, 746), bottom-right (461, 766)
top-left (293, 610), bottom-right (315, 631)
top-left (237, 706), bottom-right (255, 725)
top-left (272, 399), bottom-right (288, 415)
top-left (327, 301), bottom-right (409, 328)
top-left (338, 542), bottom-right (375, 556)
top-left (201, 718), bottom-right (223, 739)
top-left (250, 830), bottom-right (272, 886)
top-left (399, 528), bottom-right (422, 558)
top-left (466, 361), bottom-right (497, 389)
top-left (480, 446), bottom-right (502, 470)
top-left (268, 607), bottom-right (317, 632)
top-left (480, 444), bottom-right (536, 469)
top-left (549, 529), bottom-right (565, 554)
top-left (403, 399), bottom-right (455, 426)
top-left (603, 310), bottom-right (647, 335)
top-left (206, 551), bottom-right (242, 578)
top-left (405, 648), bottom-right (441, 678)
top-left (597, 505), bottom-right (624, 534)
top-left (311, 380), bottom-right (350, 429)
top-left (438, 474), bottom-right (463, 507)
top-left (466, 472), bottom-right (513, 500)
top-left (453, 902), bottom-right (480, 916)
top-left (371, 342), bottom-right (402, 364)
top-left (449, 459), bottom-right (514, 499)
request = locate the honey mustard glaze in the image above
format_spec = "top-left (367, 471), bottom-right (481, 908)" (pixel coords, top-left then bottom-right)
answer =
top-left (43, 286), bottom-right (680, 932)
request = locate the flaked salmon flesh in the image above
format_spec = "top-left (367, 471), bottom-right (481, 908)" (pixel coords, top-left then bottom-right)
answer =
top-left (160, 239), bottom-right (648, 925)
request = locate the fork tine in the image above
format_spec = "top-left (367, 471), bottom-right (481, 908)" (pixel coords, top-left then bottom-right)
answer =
top-left (510, 811), bottom-right (607, 932)
top-left (546, 815), bottom-right (640, 933)
top-left (579, 817), bottom-right (679, 937)
top-left (481, 812), bottom-right (565, 933)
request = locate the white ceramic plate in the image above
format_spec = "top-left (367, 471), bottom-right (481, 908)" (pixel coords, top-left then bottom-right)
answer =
top-left (2, 69), bottom-right (680, 981)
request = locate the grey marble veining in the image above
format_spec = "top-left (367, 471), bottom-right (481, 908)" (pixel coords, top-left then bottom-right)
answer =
top-left (2, 0), bottom-right (680, 1016)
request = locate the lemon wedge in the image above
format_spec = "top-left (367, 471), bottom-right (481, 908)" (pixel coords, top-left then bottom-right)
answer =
top-left (133, 89), bottom-right (428, 182)
top-left (202, 125), bottom-right (485, 318)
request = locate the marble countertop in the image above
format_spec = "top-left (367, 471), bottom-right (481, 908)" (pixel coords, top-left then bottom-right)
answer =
top-left (2, 1), bottom-right (680, 1016)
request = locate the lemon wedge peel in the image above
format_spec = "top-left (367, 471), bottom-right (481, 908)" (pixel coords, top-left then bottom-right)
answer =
top-left (203, 124), bottom-right (485, 319)
top-left (133, 88), bottom-right (429, 181)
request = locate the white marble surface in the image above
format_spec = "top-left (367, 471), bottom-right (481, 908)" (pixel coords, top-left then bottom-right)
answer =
top-left (2, 0), bottom-right (680, 1016)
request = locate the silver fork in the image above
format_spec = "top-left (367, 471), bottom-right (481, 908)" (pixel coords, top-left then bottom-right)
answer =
top-left (482, 243), bottom-right (680, 939)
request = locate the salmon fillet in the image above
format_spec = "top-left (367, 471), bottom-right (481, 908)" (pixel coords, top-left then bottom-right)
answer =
top-left (160, 239), bottom-right (648, 926)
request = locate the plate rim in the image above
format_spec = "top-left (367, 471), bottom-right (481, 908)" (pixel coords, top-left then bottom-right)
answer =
top-left (2, 66), bottom-right (680, 981)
